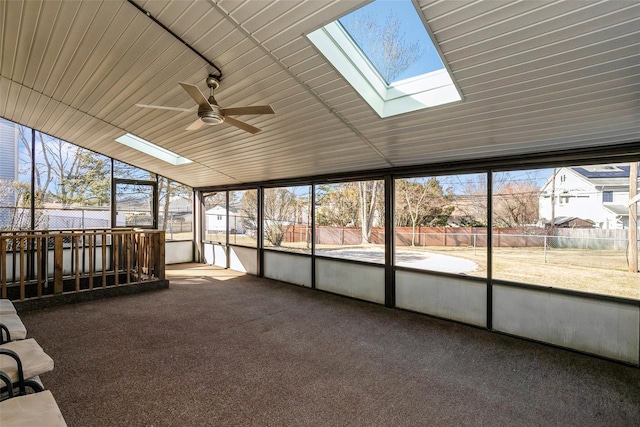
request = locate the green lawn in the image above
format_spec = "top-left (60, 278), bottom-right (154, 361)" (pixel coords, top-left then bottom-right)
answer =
top-left (203, 235), bottom-right (640, 300)
top-left (419, 246), bottom-right (640, 300)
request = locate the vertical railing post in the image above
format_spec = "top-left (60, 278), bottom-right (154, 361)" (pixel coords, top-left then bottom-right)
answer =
top-left (88, 233), bottom-right (94, 290)
top-left (1, 236), bottom-right (6, 299)
top-left (153, 231), bottom-right (165, 281)
top-left (101, 232), bottom-right (107, 288)
top-left (126, 230), bottom-right (132, 284)
top-left (36, 236), bottom-right (42, 298)
top-left (54, 235), bottom-right (64, 294)
top-left (74, 234), bottom-right (80, 292)
top-left (19, 237), bottom-right (26, 300)
top-left (114, 233), bottom-right (120, 286)
top-left (136, 231), bottom-right (143, 283)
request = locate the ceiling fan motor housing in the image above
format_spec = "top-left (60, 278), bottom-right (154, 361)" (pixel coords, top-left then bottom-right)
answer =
top-left (200, 107), bottom-right (224, 125)
top-left (200, 75), bottom-right (224, 124)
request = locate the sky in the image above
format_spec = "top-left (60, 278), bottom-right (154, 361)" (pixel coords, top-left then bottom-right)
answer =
top-left (339, 0), bottom-right (444, 83)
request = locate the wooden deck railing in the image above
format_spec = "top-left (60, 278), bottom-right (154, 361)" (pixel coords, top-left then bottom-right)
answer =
top-left (0, 228), bottom-right (165, 301)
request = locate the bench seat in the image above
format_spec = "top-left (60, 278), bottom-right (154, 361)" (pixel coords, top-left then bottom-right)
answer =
top-left (0, 390), bottom-right (67, 426)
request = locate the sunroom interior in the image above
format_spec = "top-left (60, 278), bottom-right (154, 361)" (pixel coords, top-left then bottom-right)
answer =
top-left (1, 0), bottom-right (640, 410)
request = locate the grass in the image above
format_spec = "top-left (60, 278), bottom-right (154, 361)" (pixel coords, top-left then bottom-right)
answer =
top-left (420, 246), bottom-right (640, 300)
top-left (201, 235), bottom-right (639, 300)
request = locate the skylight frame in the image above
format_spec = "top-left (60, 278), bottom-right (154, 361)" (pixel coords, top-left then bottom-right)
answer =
top-left (115, 133), bottom-right (193, 166)
top-left (307, 6), bottom-right (462, 118)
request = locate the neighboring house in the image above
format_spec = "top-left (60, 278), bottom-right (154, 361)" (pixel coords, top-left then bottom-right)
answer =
top-left (0, 118), bottom-right (17, 183)
top-left (539, 164), bottom-right (639, 229)
top-left (0, 118), bottom-right (18, 229)
top-left (549, 216), bottom-right (595, 229)
top-left (205, 206), bottom-right (244, 234)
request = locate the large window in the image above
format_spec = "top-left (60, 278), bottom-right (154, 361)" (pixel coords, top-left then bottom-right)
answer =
top-left (113, 161), bottom-right (156, 229)
top-left (395, 174), bottom-right (487, 276)
top-left (113, 182), bottom-right (155, 228)
top-left (230, 189), bottom-right (258, 247)
top-left (493, 164), bottom-right (639, 299)
top-left (0, 118), bottom-right (191, 232)
top-left (263, 186), bottom-right (311, 253)
top-left (158, 178), bottom-right (192, 240)
top-left (315, 180), bottom-right (384, 263)
top-left (31, 131), bottom-right (111, 230)
top-left (203, 192), bottom-right (226, 244)
top-left (202, 190), bottom-right (259, 247)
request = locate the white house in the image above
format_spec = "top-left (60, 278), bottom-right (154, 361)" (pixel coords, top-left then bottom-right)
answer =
top-left (539, 164), bottom-right (639, 229)
top-left (205, 206), bottom-right (245, 234)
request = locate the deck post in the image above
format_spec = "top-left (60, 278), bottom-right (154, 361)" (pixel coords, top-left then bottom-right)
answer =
top-left (54, 235), bottom-right (64, 294)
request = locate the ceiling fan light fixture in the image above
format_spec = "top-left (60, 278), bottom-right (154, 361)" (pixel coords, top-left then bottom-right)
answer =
top-left (200, 111), bottom-right (224, 125)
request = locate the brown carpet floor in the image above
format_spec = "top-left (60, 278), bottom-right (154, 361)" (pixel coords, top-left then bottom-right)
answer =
top-left (17, 264), bottom-right (640, 426)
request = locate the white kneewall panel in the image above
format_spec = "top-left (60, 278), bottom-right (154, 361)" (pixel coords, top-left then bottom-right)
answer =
top-left (213, 244), bottom-right (227, 268)
top-left (396, 270), bottom-right (487, 327)
top-left (230, 246), bottom-right (257, 275)
top-left (165, 241), bottom-right (192, 264)
top-left (203, 243), bottom-right (214, 265)
top-left (493, 284), bottom-right (640, 365)
top-left (203, 243), bottom-right (227, 268)
top-left (315, 258), bottom-right (385, 304)
top-left (264, 251), bottom-right (311, 287)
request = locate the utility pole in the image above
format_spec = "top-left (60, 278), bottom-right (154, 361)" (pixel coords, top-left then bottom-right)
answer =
top-left (550, 168), bottom-right (557, 234)
top-left (629, 162), bottom-right (638, 273)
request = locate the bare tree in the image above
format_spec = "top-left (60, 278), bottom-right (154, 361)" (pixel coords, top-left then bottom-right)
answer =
top-left (315, 181), bottom-right (383, 244)
top-left (0, 180), bottom-right (33, 230)
top-left (343, 11), bottom-right (424, 82)
top-left (263, 188), bottom-right (297, 246)
top-left (396, 178), bottom-right (455, 246)
top-left (238, 191), bottom-right (258, 237)
top-left (18, 127), bottom-right (110, 208)
top-left (493, 181), bottom-right (540, 230)
top-left (204, 192), bottom-right (226, 210)
top-left (240, 188), bottom-right (297, 247)
top-left (357, 180), bottom-right (383, 244)
top-left (452, 174), bottom-right (490, 227)
top-left (158, 178), bottom-right (192, 231)
top-left (315, 184), bottom-right (359, 227)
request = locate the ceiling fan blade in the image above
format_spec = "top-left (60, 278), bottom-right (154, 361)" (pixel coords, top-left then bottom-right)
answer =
top-left (179, 82), bottom-right (213, 111)
top-left (224, 116), bottom-right (261, 134)
top-left (135, 104), bottom-right (194, 112)
top-left (185, 118), bottom-right (205, 131)
top-left (221, 105), bottom-right (275, 116)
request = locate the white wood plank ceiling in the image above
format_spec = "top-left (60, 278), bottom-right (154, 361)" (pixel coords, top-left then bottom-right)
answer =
top-left (1, 0), bottom-right (639, 188)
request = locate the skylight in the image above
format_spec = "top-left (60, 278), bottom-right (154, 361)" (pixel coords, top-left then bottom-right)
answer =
top-left (115, 133), bottom-right (193, 166)
top-left (307, 0), bottom-right (461, 118)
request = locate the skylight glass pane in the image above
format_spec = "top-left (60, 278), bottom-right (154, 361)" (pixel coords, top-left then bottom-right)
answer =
top-left (115, 133), bottom-right (192, 166)
top-left (338, 0), bottom-right (444, 84)
top-left (307, 0), bottom-right (461, 117)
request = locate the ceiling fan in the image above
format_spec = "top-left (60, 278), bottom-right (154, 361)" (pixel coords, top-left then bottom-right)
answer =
top-left (136, 74), bottom-right (275, 134)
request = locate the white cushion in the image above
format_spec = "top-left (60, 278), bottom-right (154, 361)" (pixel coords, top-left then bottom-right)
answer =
top-left (0, 299), bottom-right (16, 315)
top-left (0, 338), bottom-right (54, 383)
top-left (0, 313), bottom-right (28, 340)
top-left (0, 390), bottom-right (67, 427)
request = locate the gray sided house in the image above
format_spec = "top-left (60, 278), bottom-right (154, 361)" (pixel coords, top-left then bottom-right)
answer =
top-left (0, 118), bottom-right (18, 228)
top-left (539, 164), bottom-right (640, 229)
